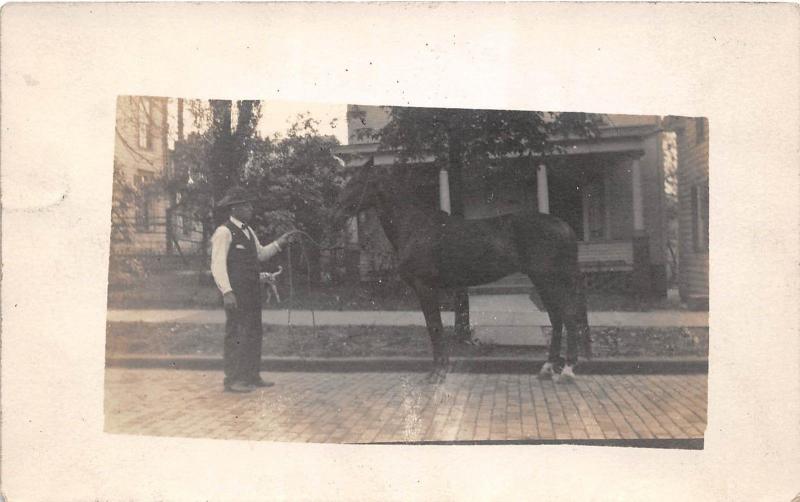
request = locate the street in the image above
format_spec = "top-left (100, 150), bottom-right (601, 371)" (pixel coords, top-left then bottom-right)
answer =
top-left (105, 368), bottom-right (707, 445)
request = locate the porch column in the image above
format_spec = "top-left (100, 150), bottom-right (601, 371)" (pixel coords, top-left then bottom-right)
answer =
top-left (439, 168), bottom-right (451, 214)
top-left (630, 156), bottom-right (651, 297)
top-left (537, 163), bottom-right (550, 214)
top-left (631, 157), bottom-right (645, 234)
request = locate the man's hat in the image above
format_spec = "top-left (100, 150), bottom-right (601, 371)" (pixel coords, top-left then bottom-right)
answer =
top-left (216, 186), bottom-right (262, 208)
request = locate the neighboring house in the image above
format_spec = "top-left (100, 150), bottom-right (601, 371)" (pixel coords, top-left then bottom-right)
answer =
top-left (334, 105), bottom-right (673, 297)
top-left (665, 116), bottom-right (709, 308)
top-left (112, 96), bottom-right (204, 257)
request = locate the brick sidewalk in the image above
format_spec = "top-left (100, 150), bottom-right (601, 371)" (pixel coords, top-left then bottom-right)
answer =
top-left (105, 369), bottom-right (706, 444)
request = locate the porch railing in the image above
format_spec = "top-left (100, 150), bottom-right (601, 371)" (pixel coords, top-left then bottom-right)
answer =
top-left (578, 240), bottom-right (634, 271)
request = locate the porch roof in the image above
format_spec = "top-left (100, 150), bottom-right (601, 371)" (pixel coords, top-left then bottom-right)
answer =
top-left (333, 130), bottom-right (649, 167)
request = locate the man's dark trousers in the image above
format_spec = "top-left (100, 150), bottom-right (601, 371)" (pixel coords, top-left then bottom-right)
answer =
top-left (223, 221), bottom-right (263, 387)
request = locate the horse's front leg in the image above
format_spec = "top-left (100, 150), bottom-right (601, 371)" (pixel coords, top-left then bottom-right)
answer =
top-left (410, 279), bottom-right (448, 383)
top-left (531, 277), bottom-right (563, 381)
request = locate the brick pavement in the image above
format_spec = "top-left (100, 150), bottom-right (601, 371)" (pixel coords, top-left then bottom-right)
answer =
top-left (104, 369), bottom-right (707, 444)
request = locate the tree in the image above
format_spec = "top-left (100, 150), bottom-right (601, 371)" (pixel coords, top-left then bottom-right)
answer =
top-left (208, 100), bottom-right (261, 202)
top-left (171, 108), bottom-right (345, 279)
top-left (247, 114), bottom-right (345, 238)
top-left (113, 96), bottom-right (172, 254)
top-left (108, 160), bottom-right (149, 284)
top-left (110, 160), bottom-right (137, 245)
top-left (243, 114), bottom-right (346, 283)
top-left (167, 100), bottom-right (264, 255)
top-left (351, 105), bottom-right (603, 341)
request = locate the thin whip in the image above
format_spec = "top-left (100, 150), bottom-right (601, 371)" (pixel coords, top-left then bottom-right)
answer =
top-left (281, 156), bottom-right (373, 335)
top-left (284, 230), bottom-right (321, 335)
top-left (283, 229), bottom-right (336, 250)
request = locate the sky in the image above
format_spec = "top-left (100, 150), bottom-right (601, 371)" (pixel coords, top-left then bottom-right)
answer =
top-left (167, 99), bottom-right (349, 147)
top-left (259, 100), bottom-right (348, 144)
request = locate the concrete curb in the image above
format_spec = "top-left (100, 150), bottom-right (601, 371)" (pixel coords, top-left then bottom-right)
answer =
top-left (106, 355), bottom-right (708, 375)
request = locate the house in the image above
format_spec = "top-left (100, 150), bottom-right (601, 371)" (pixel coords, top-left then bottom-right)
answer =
top-left (111, 96), bottom-right (204, 258)
top-left (333, 105), bottom-right (674, 297)
top-left (665, 116), bottom-right (709, 308)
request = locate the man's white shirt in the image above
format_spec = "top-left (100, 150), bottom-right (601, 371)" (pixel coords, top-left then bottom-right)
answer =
top-left (210, 216), bottom-right (282, 295)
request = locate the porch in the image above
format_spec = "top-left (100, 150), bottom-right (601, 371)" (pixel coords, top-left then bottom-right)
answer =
top-left (470, 240), bottom-right (634, 293)
top-left (334, 123), bottom-right (666, 297)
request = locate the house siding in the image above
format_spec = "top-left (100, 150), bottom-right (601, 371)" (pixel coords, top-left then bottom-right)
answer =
top-left (115, 96), bottom-right (169, 184)
top-left (113, 96), bottom-right (205, 256)
top-left (606, 161), bottom-right (633, 241)
top-left (673, 117), bottom-right (709, 302)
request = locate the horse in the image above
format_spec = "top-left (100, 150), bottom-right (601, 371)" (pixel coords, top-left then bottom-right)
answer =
top-left (336, 158), bottom-right (590, 383)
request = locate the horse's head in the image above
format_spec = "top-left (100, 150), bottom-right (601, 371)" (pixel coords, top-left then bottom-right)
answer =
top-left (336, 156), bottom-right (386, 220)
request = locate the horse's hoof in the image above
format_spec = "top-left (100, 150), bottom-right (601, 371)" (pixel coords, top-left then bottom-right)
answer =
top-left (424, 371), bottom-right (441, 384)
top-left (555, 365), bottom-right (576, 384)
top-left (537, 362), bottom-right (555, 380)
top-left (424, 368), bottom-right (447, 384)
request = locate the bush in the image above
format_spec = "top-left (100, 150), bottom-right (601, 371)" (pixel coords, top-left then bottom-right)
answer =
top-left (109, 257), bottom-right (148, 287)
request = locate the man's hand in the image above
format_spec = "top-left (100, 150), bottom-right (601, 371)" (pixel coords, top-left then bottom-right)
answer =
top-left (223, 291), bottom-right (238, 310)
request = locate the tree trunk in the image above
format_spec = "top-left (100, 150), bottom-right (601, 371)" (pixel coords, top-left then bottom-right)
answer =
top-left (233, 100), bottom-right (260, 173)
top-left (447, 121), bottom-right (471, 342)
top-left (165, 203), bottom-right (174, 255)
top-left (177, 98), bottom-right (184, 141)
top-left (161, 98), bottom-right (174, 256)
top-left (209, 100), bottom-right (234, 201)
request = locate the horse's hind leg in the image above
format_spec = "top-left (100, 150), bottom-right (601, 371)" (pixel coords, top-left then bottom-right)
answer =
top-left (530, 274), bottom-right (563, 380)
top-left (409, 278), bottom-right (448, 383)
top-left (553, 273), bottom-right (582, 383)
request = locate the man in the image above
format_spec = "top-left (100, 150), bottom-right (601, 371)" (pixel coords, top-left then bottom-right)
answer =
top-left (211, 186), bottom-right (292, 393)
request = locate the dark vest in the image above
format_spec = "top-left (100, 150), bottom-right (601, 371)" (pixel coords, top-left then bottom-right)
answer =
top-left (224, 220), bottom-right (260, 308)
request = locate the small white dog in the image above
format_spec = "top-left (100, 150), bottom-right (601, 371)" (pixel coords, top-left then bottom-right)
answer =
top-left (259, 266), bottom-right (283, 304)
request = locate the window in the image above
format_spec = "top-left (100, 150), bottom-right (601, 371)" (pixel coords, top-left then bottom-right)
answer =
top-left (181, 215), bottom-right (193, 237)
top-left (134, 170), bottom-right (155, 230)
top-left (695, 117), bottom-right (706, 145)
top-left (691, 184), bottom-right (709, 252)
top-left (582, 178), bottom-right (607, 241)
top-left (137, 98), bottom-right (152, 150)
top-left (347, 216), bottom-right (359, 245)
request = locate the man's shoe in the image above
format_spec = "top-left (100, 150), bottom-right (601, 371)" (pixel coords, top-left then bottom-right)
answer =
top-left (224, 381), bottom-right (255, 393)
top-left (251, 377), bottom-right (274, 388)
